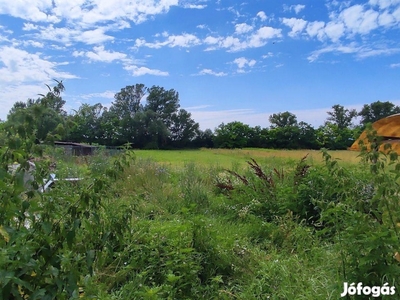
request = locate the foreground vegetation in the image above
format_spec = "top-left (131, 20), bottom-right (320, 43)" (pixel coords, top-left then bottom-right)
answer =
top-left (2, 140), bottom-right (400, 299)
top-left (2, 82), bottom-right (400, 299)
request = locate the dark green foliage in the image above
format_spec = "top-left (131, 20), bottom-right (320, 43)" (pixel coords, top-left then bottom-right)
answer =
top-left (0, 116), bottom-right (133, 299)
top-left (326, 104), bottom-right (357, 130)
top-left (269, 111), bottom-right (297, 128)
top-left (213, 121), bottom-right (252, 148)
top-left (6, 80), bottom-right (68, 143)
top-left (316, 123), bottom-right (357, 150)
top-left (68, 103), bottom-right (106, 144)
top-left (359, 100), bottom-right (400, 125)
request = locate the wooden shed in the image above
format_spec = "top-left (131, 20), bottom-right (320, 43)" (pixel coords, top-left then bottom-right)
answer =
top-left (54, 142), bottom-right (97, 156)
top-left (350, 114), bottom-right (400, 154)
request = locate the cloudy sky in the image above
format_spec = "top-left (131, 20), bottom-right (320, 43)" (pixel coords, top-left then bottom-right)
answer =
top-left (1, 0), bottom-right (400, 129)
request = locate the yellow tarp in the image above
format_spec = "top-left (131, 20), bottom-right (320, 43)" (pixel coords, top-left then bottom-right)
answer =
top-left (350, 114), bottom-right (400, 153)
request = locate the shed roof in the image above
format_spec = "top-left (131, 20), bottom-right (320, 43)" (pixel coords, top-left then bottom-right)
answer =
top-left (350, 114), bottom-right (400, 153)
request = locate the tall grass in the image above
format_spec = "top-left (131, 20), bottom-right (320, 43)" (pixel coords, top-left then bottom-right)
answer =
top-left (17, 146), bottom-right (397, 299)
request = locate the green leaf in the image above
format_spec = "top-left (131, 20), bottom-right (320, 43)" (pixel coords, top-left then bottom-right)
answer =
top-left (66, 229), bottom-right (75, 249)
top-left (86, 250), bottom-right (95, 276)
top-left (41, 221), bottom-right (52, 235)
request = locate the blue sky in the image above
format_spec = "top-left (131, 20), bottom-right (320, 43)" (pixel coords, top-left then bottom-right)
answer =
top-left (1, 0), bottom-right (400, 130)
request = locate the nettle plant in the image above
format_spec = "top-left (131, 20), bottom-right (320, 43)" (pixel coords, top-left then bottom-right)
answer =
top-left (318, 130), bottom-right (400, 291)
top-left (0, 118), bottom-right (133, 299)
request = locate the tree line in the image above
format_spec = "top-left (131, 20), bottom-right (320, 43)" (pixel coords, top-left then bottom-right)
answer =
top-left (1, 81), bottom-right (399, 150)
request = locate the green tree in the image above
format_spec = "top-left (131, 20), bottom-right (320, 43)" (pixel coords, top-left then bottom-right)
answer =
top-left (326, 104), bottom-right (357, 130)
top-left (109, 84), bottom-right (147, 145)
top-left (145, 86), bottom-right (180, 128)
top-left (192, 129), bottom-right (214, 148)
top-left (247, 126), bottom-right (270, 148)
top-left (268, 112), bottom-right (302, 149)
top-left (169, 109), bottom-right (200, 148)
top-left (269, 126), bottom-right (301, 149)
top-left (269, 111), bottom-right (297, 128)
top-left (68, 103), bottom-right (106, 144)
top-left (6, 80), bottom-right (68, 142)
top-left (358, 100), bottom-right (400, 125)
top-left (316, 123), bottom-right (356, 150)
top-left (298, 121), bottom-right (318, 149)
top-left (213, 121), bottom-right (251, 148)
top-left (111, 84), bottom-right (146, 118)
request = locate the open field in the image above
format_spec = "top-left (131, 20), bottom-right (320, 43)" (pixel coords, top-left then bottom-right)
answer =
top-left (5, 146), bottom-right (400, 299)
top-left (134, 148), bottom-right (362, 169)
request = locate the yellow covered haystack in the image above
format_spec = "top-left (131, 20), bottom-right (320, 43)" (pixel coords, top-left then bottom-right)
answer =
top-left (350, 114), bottom-right (400, 154)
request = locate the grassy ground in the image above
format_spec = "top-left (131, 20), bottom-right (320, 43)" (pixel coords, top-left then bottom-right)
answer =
top-left (34, 147), bottom-right (393, 299)
top-left (133, 148), bottom-right (362, 169)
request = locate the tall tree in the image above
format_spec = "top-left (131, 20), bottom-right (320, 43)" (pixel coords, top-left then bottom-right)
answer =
top-left (213, 121), bottom-right (251, 148)
top-left (38, 79), bottom-right (66, 114)
top-left (269, 111), bottom-right (297, 128)
top-left (6, 80), bottom-right (68, 142)
top-left (298, 121), bottom-right (318, 149)
top-left (111, 84), bottom-right (147, 118)
top-left (145, 86), bottom-right (180, 128)
top-left (169, 109), bottom-right (199, 148)
top-left (108, 84), bottom-right (147, 145)
top-left (68, 103), bottom-right (106, 144)
top-left (316, 123), bottom-right (356, 150)
top-left (326, 104), bottom-right (357, 129)
top-left (358, 101), bottom-right (400, 125)
top-left (193, 129), bottom-right (214, 148)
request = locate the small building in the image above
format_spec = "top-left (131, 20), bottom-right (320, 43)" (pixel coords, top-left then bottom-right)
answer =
top-left (350, 114), bottom-right (400, 154)
top-left (54, 141), bottom-right (97, 156)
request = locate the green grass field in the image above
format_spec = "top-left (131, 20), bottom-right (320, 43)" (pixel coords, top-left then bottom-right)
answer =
top-left (133, 148), bottom-right (362, 169)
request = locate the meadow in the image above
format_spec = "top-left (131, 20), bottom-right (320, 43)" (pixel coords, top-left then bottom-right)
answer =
top-left (133, 148), bottom-right (362, 169)
top-left (3, 147), bottom-right (400, 299)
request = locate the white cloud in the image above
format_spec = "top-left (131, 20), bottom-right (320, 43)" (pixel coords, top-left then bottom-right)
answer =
top-left (30, 24), bottom-right (114, 45)
top-left (135, 33), bottom-right (201, 48)
top-left (0, 46), bottom-right (77, 83)
top-left (246, 27), bottom-right (282, 49)
top-left (357, 47), bottom-right (400, 58)
top-left (80, 90), bottom-right (116, 99)
top-left (306, 21), bottom-right (326, 40)
top-left (293, 4), bottom-right (306, 14)
top-left (390, 62), bottom-right (400, 68)
top-left (20, 40), bottom-right (45, 48)
top-left (369, 0), bottom-right (400, 9)
top-left (124, 65), bottom-right (169, 76)
top-left (0, 46), bottom-right (77, 119)
top-left (0, 84), bottom-right (53, 120)
top-left (339, 5), bottom-right (379, 35)
top-left (204, 26), bottom-right (281, 52)
top-left (73, 46), bottom-right (127, 63)
top-left (80, 28), bottom-right (115, 44)
top-left (378, 10), bottom-right (396, 26)
top-left (307, 43), bottom-right (360, 62)
top-left (235, 23), bottom-right (253, 34)
top-left (284, 4), bottom-right (306, 14)
top-left (307, 42), bottom-right (400, 61)
top-left (262, 52), bottom-right (274, 59)
top-left (22, 23), bottom-right (39, 31)
top-left (324, 21), bottom-right (345, 42)
top-left (282, 18), bottom-right (307, 37)
top-left (182, 4), bottom-right (207, 9)
top-left (197, 69), bottom-right (227, 76)
top-left (56, 0), bottom-right (178, 25)
top-left (257, 11), bottom-right (267, 21)
top-left (0, 0), bottom-right (59, 23)
top-left (233, 57), bottom-right (256, 69)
